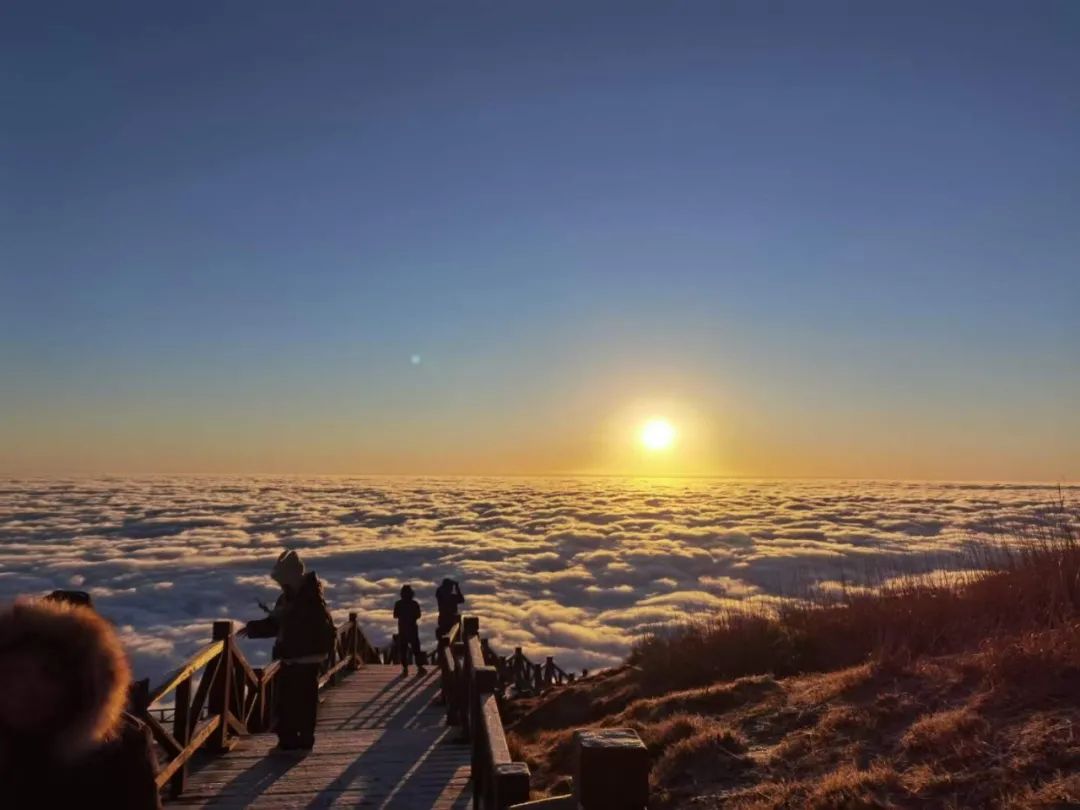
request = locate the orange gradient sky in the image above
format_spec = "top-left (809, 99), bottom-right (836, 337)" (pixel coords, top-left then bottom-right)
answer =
top-left (2, 4), bottom-right (1078, 481)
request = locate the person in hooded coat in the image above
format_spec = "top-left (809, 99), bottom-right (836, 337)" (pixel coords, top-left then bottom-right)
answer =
top-left (0, 598), bottom-right (161, 809)
top-left (245, 549), bottom-right (336, 752)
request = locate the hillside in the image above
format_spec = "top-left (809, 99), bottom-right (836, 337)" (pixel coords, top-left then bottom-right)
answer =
top-left (507, 507), bottom-right (1080, 808)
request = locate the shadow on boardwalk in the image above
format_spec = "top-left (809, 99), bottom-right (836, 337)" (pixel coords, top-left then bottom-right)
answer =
top-left (173, 668), bottom-right (470, 809)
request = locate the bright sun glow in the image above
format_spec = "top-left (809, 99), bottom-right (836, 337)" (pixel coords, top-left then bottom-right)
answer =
top-left (640, 418), bottom-right (677, 451)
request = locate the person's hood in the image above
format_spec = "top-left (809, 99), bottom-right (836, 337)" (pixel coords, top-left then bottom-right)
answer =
top-left (0, 599), bottom-right (130, 759)
top-left (271, 549), bottom-right (305, 587)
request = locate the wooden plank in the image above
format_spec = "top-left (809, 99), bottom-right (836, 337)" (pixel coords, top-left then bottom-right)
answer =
top-left (260, 660), bottom-right (281, 684)
top-left (317, 655), bottom-right (350, 689)
top-left (481, 693), bottom-right (511, 766)
top-left (225, 709), bottom-right (247, 736)
top-left (171, 665), bottom-right (472, 807)
top-left (157, 715), bottom-right (223, 788)
top-left (188, 656), bottom-right (218, 724)
top-left (232, 645), bottom-right (259, 689)
top-left (145, 712), bottom-right (183, 757)
top-left (171, 676), bottom-right (193, 797)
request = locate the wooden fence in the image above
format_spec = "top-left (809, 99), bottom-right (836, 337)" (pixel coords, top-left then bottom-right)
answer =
top-left (497, 646), bottom-right (581, 695)
top-left (128, 608), bottom-right (647, 808)
top-left (438, 615), bottom-right (651, 810)
top-left (439, 616), bottom-right (531, 809)
top-left (128, 612), bottom-right (379, 799)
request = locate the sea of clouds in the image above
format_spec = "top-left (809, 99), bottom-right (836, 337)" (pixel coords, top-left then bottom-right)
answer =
top-left (0, 476), bottom-right (1072, 684)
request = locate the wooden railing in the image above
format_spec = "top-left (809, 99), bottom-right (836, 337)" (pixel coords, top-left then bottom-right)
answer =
top-left (129, 608), bottom-right (646, 808)
top-left (439, 616), bottom-right (530, 809)
top-left (129, 612), bottom-right (378, 800)
top-left (495, 646), bottom-right (583, 695)
top-left (437, 615), bottom-right (650, 810)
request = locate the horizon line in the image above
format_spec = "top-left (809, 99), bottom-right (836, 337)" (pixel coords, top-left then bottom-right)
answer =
top-left (0, 471), bottom-right (1074, 486)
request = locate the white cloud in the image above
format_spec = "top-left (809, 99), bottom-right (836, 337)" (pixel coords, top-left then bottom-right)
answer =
top-left (0, 476), bottom-right (1072, 682)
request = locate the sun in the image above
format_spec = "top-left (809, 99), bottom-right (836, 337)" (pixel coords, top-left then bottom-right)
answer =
top-left (640, 418), bottom-right (677, 451)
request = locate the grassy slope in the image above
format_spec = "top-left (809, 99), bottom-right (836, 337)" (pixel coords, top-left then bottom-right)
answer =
top-left (507, 507), bottom-right (1080, 808)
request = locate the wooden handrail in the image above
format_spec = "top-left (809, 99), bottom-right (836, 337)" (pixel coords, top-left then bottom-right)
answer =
top-left (438, 616), bottom-right (531, 809)
top-left (139, 605), bottom-right (616, 806)
top-left (148, 639), bottom-right (225, 707)
top-left (135, 610), bottom-right (374, 801)
top-left (434, 615), bottom-right (610, 809)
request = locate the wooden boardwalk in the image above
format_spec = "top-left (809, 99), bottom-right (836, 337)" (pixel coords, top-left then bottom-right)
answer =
top-left (171, 666), bottom-right (471, 808)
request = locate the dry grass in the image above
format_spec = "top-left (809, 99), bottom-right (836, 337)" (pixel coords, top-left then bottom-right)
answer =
top-left (805, 761), bottom-right (905, 809)
top-left (900, 707), bottom-right (989, 754)
top-left (508, 501), bottom-right (1080, 808)
top-left (1003, 773), bottom-right (1080, 808)
top-left (513, 635), bottom-right (1080, 807)
top-left (649, 720), bottom-right (750, 785)
top-left (631, 501), bottom-right (1080, 691)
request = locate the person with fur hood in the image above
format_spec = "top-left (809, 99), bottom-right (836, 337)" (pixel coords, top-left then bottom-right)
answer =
top-left (245, 549), bottom-right (336, 752)
top-left (0, 598), bottom-right (161, 808)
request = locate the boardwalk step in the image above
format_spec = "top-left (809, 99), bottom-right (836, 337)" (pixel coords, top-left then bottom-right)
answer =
top-left (172, 667), bottom-right (471, 809)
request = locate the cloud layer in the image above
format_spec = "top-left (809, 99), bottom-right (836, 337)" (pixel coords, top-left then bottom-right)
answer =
top-left (0, 477), bottom-right (1071, 683)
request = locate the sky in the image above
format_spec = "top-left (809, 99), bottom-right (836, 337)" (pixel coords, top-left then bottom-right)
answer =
top-left (2, 1), bottom-right (1078, 480)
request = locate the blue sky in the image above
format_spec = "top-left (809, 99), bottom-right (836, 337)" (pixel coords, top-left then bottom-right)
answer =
top-left (2, 1), bottom-right (1078, 478)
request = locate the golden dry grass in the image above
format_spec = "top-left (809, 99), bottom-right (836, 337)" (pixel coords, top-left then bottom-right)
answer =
top-left (507, 504), bottom-right (1080, 808)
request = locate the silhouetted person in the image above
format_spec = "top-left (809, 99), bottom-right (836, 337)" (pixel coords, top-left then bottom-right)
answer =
top-left (393, 585), bottom-right (426, 676)
top-left (435, 578), bottom-right (465, 638)
top-left (245, 550), bottom-right (336, 752)
top-left (0, 598), bottom-right (161, 809)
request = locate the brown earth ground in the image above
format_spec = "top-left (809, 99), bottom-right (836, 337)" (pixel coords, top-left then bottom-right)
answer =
top-left (508, 507), bottom-right (1079, 808)
top-left (508, 626), bottom-right (1080, 808)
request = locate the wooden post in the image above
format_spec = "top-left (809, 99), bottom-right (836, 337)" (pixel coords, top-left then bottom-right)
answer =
top-left (470, 668), bottom-right (502, 810)
top-left (207, 620), bottom-right (236, 753)
top-left (471, 667), bottom-right (498, 810)
top-left (462, 617), bottom-right (480, 734)
top-left (263, 673), bottom-right (276, 734)
top-left (513, 647), bottom-right (524, 690)
top-left (436, 639), bottom-right (457, 730)
top-left (462, 615), bottom-right (480, 638)
top-left (451, 640), bottom-right (467, 740)
top-left (250, 667), bottom-right (265, 733)
top-left (573, 728), bottom-right (649, 810)
top-left (437, 635), bottom-right (453, 722)
top-left (494, 762), bottom-right (531, 810)
top-left (329, 628), bottom-right (343, 687)
top-left (170, 675), bottom-right (192, 797)
top-left (348, 612), bottom-right (360, 670)
top-left (128, 677), bottom-right (150, 716)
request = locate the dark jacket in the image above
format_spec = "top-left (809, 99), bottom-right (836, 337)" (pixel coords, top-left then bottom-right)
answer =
top-left (393, 598), bottom-right (421, 638)
top-left (246, 572), bottom-right (336, 661)
top-left (436, 583), bottom-right (464, 619)
top-left (0, 600), bottom-right (161, 809)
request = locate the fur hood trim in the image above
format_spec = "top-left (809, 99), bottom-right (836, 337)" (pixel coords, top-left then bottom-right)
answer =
top-left (0, 599), bottom-right (130, 756)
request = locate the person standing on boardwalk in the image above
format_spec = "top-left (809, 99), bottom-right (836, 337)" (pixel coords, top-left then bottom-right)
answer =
top-left (393, 585), bottom-right (426, 677)
top-left (435, 578), bottom-right (465, 638)
top-left (0, 598), bottom-right (161, 809)
top-left (245, 550), bottom-right (336, 752)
